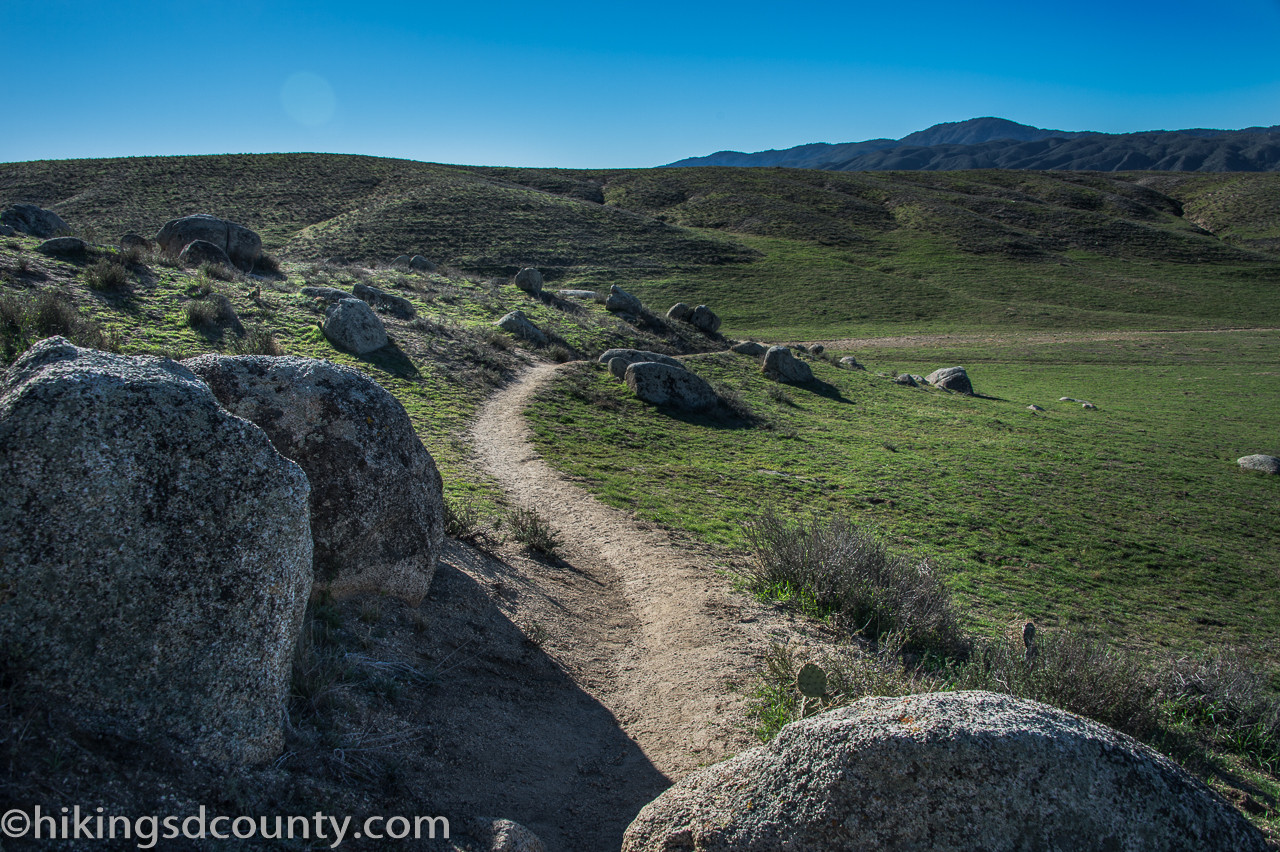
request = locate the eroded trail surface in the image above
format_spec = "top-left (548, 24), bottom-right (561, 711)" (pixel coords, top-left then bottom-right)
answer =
top-left (469, 363), bottom-right (804, 784)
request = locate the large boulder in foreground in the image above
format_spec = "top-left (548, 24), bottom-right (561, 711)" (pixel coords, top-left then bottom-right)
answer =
top-left (324, 297), bottom-right (388, 354)
top-left (1, 203), bottom-right (70, 238)
top-left (0, 338), bottom-right (312, 765)
top-left (625, 361), bottom-right (716, 412)
top-left (185, 355), bottom-right (444, 605)
top-left (154, 213), bottom-right (262, 271)
top-left (624, 691), bottom-right (1266, 852)
top-left (926, 365), bottom-right (974, 394)
top-left (1238, 454), bottom-right (1280, 474)
top-left (761, 345), bottom-right (813, 383)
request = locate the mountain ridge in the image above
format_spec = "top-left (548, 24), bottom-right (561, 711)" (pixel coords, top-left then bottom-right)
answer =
top-left (666, 117), bottom-right (1280, 172)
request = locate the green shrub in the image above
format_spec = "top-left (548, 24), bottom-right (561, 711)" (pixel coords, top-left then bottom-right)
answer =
top-left (506, 503), bottom-right (561, 557)
top-left (0, 290), bottom-right (117, 363)
top-left (228, 324), bottom-right (282, 355)
top-left (741, 509), bottom-right (964, 656)
top-left (86, 257), bottom-right (131, 292)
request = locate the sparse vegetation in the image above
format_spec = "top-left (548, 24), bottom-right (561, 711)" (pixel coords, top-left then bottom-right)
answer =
top-left (86, 256), bottom-right (131, 292)
top-left (506, 503), bottom-right (562, 557)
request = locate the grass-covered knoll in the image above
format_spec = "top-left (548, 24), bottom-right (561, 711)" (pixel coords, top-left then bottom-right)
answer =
top-left (525, 337), bottom-right (1280, 659)
top-left (6, 154), bottom-right (1280, 339)
top-left (0, 232), bottom-right (719, 503)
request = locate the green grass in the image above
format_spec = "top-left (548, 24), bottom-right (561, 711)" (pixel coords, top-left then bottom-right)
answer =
top-left (526, 337), bottom-right (1280, 659)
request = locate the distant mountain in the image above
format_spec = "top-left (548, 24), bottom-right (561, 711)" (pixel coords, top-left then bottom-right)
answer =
top-left (665, 118), bottom-right (1280, 172)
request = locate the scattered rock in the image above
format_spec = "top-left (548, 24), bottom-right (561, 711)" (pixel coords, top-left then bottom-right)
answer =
top-left (120, 233), bottom-right (153, 252)
top-left (1060, 397), bottom-right (1079, 402)
top-left (607, 356), bottom-right (629, 379)
top-left (0, 338), bottom-right (312, 765)
top-left (625, 361), bottom-right (716, 412)
top-left (926, 366), bottom-right (974, 395)
top-left (353, 281), bottom-right (416, 318)
top-left (839, 356), bottom-right (866, 371)
top-left (300, 285), bottom-right (350, 302)
top-left (35, 236), bottom-right (87, 257)
top-left (184, 355), bottom-right (445, 606)
top-left (557, 289), bottom-right (598, 299)
top-left (892, 373), bottom-right (918, 386)
top-left (762, 346), bottom-right (813, 383)
top-left (810, 344), bottom-right (824, 355)
top-left (409, 254), bottom-right (436, 272)
top-left (605, 284), bottom-right (643, 314)
top-left (514, 267), bottom-right (544, 294)
top-left (179, 238), bottom-right (234, 268)
top-left (730, 341), bottom-right (767, 357)
top-left (154, 213), bottom-right (261, 271)
top-left (323, 298), bottom-right (388, 355)
top-left (1083, 402), bottom-right (1098, 410)
top-left (597, 348), bottom-right (683, 371)
top-left (667, 302), bottom-right (694, 322)
top-left (689, 304), bottom-right (721, 333)
top-left (622, 691), bottom-right (1268, 852)
top-left (792, 343), bottom-right (809, 353)
top-left (910, 374), bottom-right (925, 384)
top-left (392, 254), bottom-right (411, 267)
top-left (0, 224), bottom-right (14, 236)
top-left (497, 310), bottom-right (548, 345)
top-left (1238, 454), bottom-right (1280, 474)
top-left (1027, 404), bottom-right (1045, 411)
top-left (1, 203), bottom-right (70, 238)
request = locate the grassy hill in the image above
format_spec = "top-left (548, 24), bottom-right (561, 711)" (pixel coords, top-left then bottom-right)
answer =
top-left (4, 155), bottom-right (1280, 340)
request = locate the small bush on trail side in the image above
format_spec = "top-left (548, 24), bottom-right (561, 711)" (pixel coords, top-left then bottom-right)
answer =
top-left (443, 496), bottom-right (501, 551)
top-left (506, 503), bottom-right (562, 557)
top-left (741, 509), bottom-right (965, 657)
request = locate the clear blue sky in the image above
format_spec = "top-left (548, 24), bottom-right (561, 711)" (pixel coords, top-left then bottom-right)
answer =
top-left (3, 0), bottom-right (1278, 168)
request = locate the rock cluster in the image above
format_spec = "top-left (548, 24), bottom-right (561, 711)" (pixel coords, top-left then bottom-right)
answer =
top-left (155, 213), bottom-right (261, 271)
top-left (353, 281), bottom-right (416, 318)
top-left (623, 691), bottom-right (1268, 852)
top-left (605, 284), bottom-right (643, 314)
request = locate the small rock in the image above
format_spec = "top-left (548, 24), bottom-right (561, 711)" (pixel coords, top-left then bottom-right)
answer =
top-left (730, 341), bottom-right (767, 357)
top-left (597, 348), bottom-right (683, 371)
top-left (926, 366), bottom-right (974, 395)
top-left (514, 267), bottom-right (544, 294)
top-left (119, 233), bottom-right (153, 252)
top-left (1060, 397), bottom-right (1079, 402)
top-left (558, 289), bottom-right (598, 299)
top-left (1083, 402), bottom-right (1097, 410)
top-left (300, 286), bottom-right (350, 302)
top-left (475, 818), bottom-right (547, 852)
top-left (625, 361), bottom-right (716, 412)
top-left (36, 236), bottom-right (87, 257)
top-left (497, 310), bottom-right (548, 344)
top-left (1238, 454), bottom-right (1280, 474)
top-left (1, 203), bottom-right (70, 238)
top-left (0, 224), bottom-right (16, 237)
top-left (810, 344), bottom-right (824, 355)
top-left (893, 373), bottom-right (917, 386)
top-left (690, 304), bottom-right (721, 333)
top-left (179, 239), bottom-right (233, 268)
top-left (1027, 404), bottom-right (1045, 411)
top-left (839, 356), bottom-right (866, 371)
top-left (409, 255), bottom-right (436, 272)
top-left (392, 254), bottom-right (411, 267)
top-left (608, 357), bottom-right (629, 379)
top-left (667, 302), bottom-right (694, 322)
top-left (762, 346), bottom-right (813, 383)
top-left (605, 284), bottom-right (643, 314)
top-left (353, 281), bottom-right (415, 318)
top-left (323, 298), bottom-right (388, 355)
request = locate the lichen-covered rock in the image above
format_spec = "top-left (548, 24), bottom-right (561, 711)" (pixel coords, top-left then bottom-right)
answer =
top-left (690, 304), bottom-right (721, 333)
top-left (184, 355), bottom-right (445, 606)
top-left (597, 348), bottom-right (683, 371)
top-left (1238, 454), bottom-right (1279, 474)
top-left (353, 281), bottom-right (416, 318)
top-left (392, 254), bottom-right (412, 267)
top-left (409, 254), bottom-right (437, 272)
top-left (179, 238), bottom-right (233, 268)
top-left (497, 310), bottom-right (548, 344)
top-left (1028, 404), bottom-right (1045, 411)
top-left (36, 236), bottom-right (87, 256)
top-left (514, 267), bottom-right (544, 294)
top-left (154, 213), bottom-right (261, 271)
top-left (0, 338), bottom-right (312, 765)
top-left (323, 297), bottom-right (388, 354)
top-left (557, 289), bottom-right (598, 299)
top-left (625, 361), bottom-right (716, 412)
top-left (926, 365), bottom-right (974, 394)
top-left (300, 285), bottom-right (350, 302)
top-left (607, 356), bottom-right (629, 379)
top-left (1, 203), bottom-right (69, 238)
top-left (840, 356), bottom-right (866, 371)
top-left (762, 346), bottom-right (813, 383)
top-left (475, 818), bottom-right (547, 852)
top-left (730, 341), bottom-right (767, 357)
top-left (667, 302), bottom-right (694, 322)
top-left (605, 284), bottom-right (642, 314)
top-left (893, 373), bottom-right (918, 386)
top-left (623, 691), bottom-right (1267, 852)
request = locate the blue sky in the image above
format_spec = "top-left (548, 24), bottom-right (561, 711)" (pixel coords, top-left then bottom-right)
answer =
top-left (3, 0), bottom-right (1278, 168)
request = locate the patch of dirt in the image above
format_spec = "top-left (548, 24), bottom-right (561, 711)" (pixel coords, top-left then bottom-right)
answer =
top-left (807, 327), bottom-right (1280, 351)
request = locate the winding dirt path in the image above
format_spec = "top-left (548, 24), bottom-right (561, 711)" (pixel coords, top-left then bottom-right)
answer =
top-left (469, 362), bottom-right (804, 779)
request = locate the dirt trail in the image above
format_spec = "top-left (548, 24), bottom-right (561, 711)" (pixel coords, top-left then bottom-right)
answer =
top-left (469, 362), bottom-right (803, 781)
top-left (807, 326), bottom-right (1280, 351)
